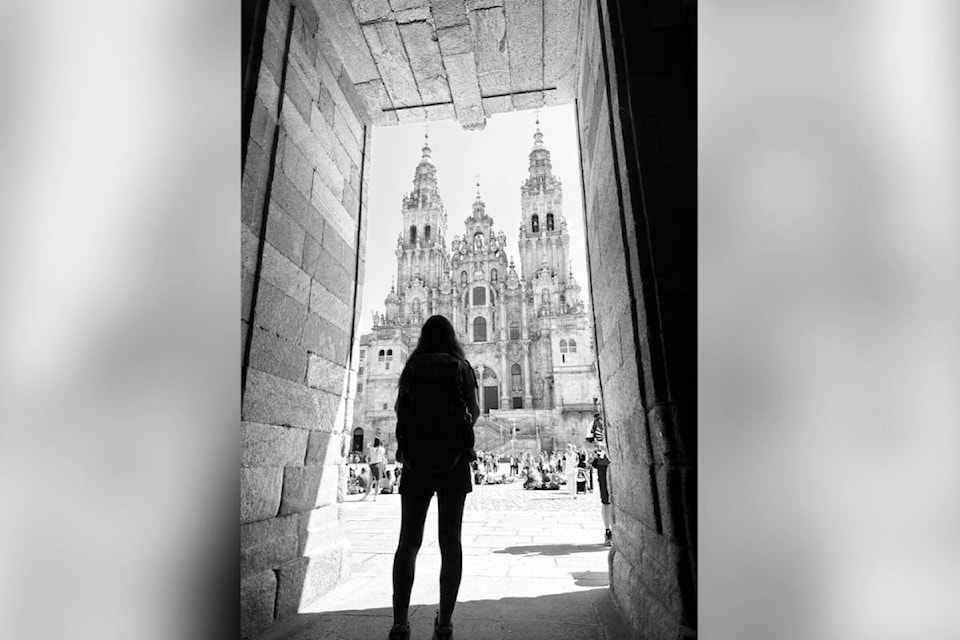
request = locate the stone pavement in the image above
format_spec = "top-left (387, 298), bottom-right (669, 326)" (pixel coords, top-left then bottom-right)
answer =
top-left (260, 479), bottom-right (631, 640)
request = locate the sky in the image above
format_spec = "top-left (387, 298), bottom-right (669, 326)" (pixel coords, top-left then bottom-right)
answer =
top-left (359, 103), bottom-right (589, 335)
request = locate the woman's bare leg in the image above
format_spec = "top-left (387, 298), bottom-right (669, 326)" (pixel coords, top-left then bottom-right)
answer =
top-left (436, 491), bottom-right (467, 627)
top-left (392, 493), bottom-right (431, 626)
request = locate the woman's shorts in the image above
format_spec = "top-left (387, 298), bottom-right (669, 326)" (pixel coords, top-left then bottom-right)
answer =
top-left (399, 459), bottom-right (472, 497)
top-left (370, 461), bottom-right (385, 481)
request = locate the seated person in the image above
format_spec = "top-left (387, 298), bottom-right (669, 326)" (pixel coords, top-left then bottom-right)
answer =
top-left (380, 469), bottom-right (395, 494)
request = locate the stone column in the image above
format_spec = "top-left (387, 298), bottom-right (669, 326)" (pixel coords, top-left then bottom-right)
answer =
top-left (522, 342), bottom-right (533, 407)
top-left (499, 343), bottom-right (510, 408)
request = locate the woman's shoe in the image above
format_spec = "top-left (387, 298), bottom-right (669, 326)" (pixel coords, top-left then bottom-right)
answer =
top-left (388, 622), bottom-right (410, 640)
top-left (432, 613), bottom-right (453, 640)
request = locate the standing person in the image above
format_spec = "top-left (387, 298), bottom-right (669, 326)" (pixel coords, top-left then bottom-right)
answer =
top-left (389, 315), bottom-right (480, 640)
top-left (563, 443), bottom-right (579, 499)
top-left (363, 437), bottom-right (387, 501)
top-left (591, 444), bottom-right (613, 545)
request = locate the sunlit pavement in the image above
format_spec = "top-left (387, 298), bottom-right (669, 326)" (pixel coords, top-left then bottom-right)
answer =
top-left (261, 480), bottom-right (631, 640)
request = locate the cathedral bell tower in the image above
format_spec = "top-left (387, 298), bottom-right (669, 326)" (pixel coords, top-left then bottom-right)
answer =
top-left (518, 117), bottom-right (570, 282)
top-left (388, 131), bottom-right (449, 325)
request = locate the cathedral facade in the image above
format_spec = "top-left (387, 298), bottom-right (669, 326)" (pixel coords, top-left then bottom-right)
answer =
top-left (352, 125), bottom-right (599, 459)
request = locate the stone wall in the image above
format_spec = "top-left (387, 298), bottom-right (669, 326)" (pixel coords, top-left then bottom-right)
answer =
top-left (241, 0), bottom-right (371, 637)
top-left (575, 0), bottom-right (696, 638)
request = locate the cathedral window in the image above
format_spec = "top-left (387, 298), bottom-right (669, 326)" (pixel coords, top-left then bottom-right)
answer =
top-left (473, 287), bottom-right (486, 306)
top-left (360, 350), bottom-right (366, 361)
top-left (378, 349), bottom-right (385, 362)
top-left (473, 317), bottom-right (487, 342)
top-left (412, 299), bottom-right (421, 317)
top-left (490, 268), bottom-right (498, 282)
top-left (568, 339), bottom-right (577, 353)
top-left (511, 364), bottom-right (522, 392)
top-left (357, 382), bottom-right (363, 393)
top-left (358, 366), bottom-right (364, 375)
top-left (510, 322), bottom-right (520, 340)
top-left (541, 290), bottom-right (550, 305)
top-left (560, 339), bottom-right (568, 353)
top-left (546, 213), bottom-right (555, 231)
top-left (531, 214), bottom-right (540, 233)
top-left (424, 225), bottom-right (431, 242)
top-left (386, 349), bottom-right (393, 360)
top-left (409, 225), bottom-right (417, 243)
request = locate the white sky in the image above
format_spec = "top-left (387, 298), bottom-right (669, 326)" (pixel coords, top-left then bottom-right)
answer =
top-left (359, 103), bottom-right (589, 335)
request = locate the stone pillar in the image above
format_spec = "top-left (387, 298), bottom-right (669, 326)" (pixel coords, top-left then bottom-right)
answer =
top-left (499, 343), bottom-right (510, 408)
top-left (522, 342), bottom-right (533, 407)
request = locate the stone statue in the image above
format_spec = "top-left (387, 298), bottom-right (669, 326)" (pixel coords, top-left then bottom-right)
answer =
top-left (474, 233), bottom-right (483, 251)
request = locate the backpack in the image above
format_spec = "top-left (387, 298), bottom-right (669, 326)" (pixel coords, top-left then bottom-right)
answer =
top-left (395, 353), bottom-right (475, 473)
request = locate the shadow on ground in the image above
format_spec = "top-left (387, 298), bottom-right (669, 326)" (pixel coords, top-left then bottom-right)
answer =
top-left (493, 543), bottom-right (609, 556)
top-left (257, 588), bottom-right (631, 640)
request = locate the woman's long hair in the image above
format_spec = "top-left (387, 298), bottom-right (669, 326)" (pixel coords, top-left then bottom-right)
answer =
top-left (409, 314), bottom-right (465, 360)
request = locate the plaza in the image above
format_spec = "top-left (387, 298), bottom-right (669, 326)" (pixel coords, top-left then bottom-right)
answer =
top-left (260, 482), bottom-right (631, 640)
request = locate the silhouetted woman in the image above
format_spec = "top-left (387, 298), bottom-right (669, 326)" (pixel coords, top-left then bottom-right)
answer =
top-left (389, 315), bottom-right (479, 640)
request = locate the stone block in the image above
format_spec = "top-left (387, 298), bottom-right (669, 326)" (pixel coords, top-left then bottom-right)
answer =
top-left (307, 353), bottom-right (348, 396)
top-left (424, 103), bottom-right (457, 121)
top-left (315, 0), bottom-right (381, 84)
top-left (249, 326), bottom-right (309, 383)
top-left (311, 175), bottom-right (358, 252)
top-left (470, 6), bottom-right (510, 95)
top-left (275, 541), bottom-right (350, 618)
top-left (242, 166), bottom-right (266, 233)
top-left (504, 0), bottom-right (542, 90)
top-left (362, 21), bottom-right (422, 108)
top-left (271, 168), bottom-right (326, 248)
top-left (332, 107), bottom-right (361, 154)
top-left (444, 52), bottom-right (485, 129)
top-left (241, 513), bottom-right (300, 572)
top-left (279, 464), bottom-right (341, 515)
top-left (306, 430), bottom-right (341, 466)
top-left (389, 0), bottom-right (428, 10)
top-left (543, 0), bottom-right (579, 96)
top-left (341, 185), bottom-right (361, 221)
top-left (242, 422), bottom-right (310, 468)
top-left (241, 466), bottom-right (283, 523)
top-left (243, 367), bottom-right (320, 429)
top-left (308, 279), bottom-right (353, 328)
top-left (253, 280), bottom-right (308, 342)
top-left (317, 388), bottom-right (346, 432)
top-left (436, 23), bottom-right (474, 56)
top-left (430, 0), bottom-right (469, 28)
top-left (265, 205), bottom-right (307, 268)
top-left (240, 569), bottom-right (277, 640)
top-left (395, 5), bottom-right (431, 22)
top-left (481, 95), bottom-right (512, 116)
top-left (279, 137), bottom-right (315, 203)
top-left (284, 63), bottom-right (315, 126)
top-left (467, 0), bottom-right (502, 8)
top-left (299, 504), bottom-right (343, 554)
top-left (261, 241), bottom-right (311, 307)
top-left (302, 311), bottom-right (350, 364)
top-left (399, 20), bottom-right (452, 104)
top-left (351, 0), bottom-right (392, 23)
top-left (395, 106), bottom-right (429, 123)
top-left (511, 89), bottom-right (544, 110)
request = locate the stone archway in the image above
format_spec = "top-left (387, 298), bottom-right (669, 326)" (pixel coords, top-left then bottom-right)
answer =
top-left (480, 366), bottom-right (499, 413)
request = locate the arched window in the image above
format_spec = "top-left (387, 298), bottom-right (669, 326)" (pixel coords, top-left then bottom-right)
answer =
top-left (386, 349), bottom-right (393, 360)
top-left (568, 339), bottom-right (577, 353)
top-left (473, 317), bottom-right (487, 342)
top-left (510, 322), bottom-right (520, 340)
top-left (473, 286), bottom-right (486, 306)
top-left (490, 268), bottom-right (498, 282)
top-left (511, 364), bottom-right (522, 392)
top-left (560, 339), bottom-right (568, 353)
top-left (460, 271), bottom-right (467, 286)
top-left (541, 290), bottom-right (550, 305)
top-left (424, 225), bottom-right (431, 242)
top-left (412, 299), bottom-right (421, 316)
top-left (352, 427), bottom-right (364, 452)
top-left (409, 225), bottom-right (417, 243)
top-left (377, 349), bottom-right (385, 362)
top-left (531, 215), bottom-right (540, 233)
top-left (546, 213), bottom-right (555, 231)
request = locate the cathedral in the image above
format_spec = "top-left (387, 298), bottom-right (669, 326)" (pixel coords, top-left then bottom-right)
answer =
top-left (352, 123), bottom-right (600, 459)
